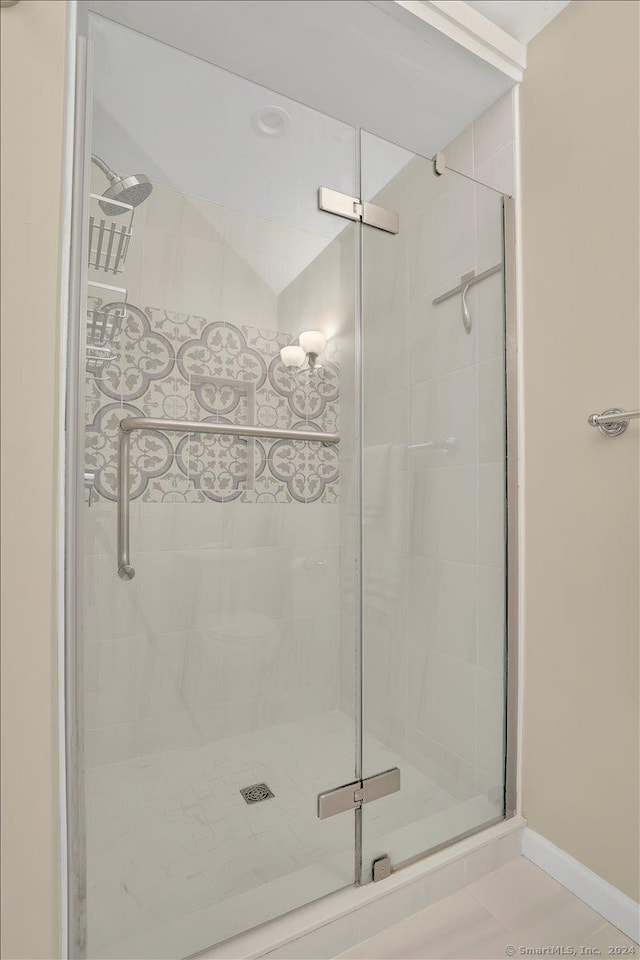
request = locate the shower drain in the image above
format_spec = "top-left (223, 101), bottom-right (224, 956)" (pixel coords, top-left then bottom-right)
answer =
top-left (240, 783), bottom-right (275, 804)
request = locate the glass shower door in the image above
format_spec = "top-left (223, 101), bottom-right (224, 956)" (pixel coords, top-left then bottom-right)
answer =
top-left (76, 16), bottom-right (514, 956)
top-left (81, 16), bottom-right (359, 959)
top-left (359, 130), bottom-right (511, 875)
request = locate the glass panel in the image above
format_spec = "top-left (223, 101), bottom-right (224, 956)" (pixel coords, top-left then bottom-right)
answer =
top-left (360, 130), bottom-right (507, 875)
top-left (81, 16), bottom-right (357, 958)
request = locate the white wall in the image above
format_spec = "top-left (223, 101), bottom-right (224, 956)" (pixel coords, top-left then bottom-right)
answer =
top-left (0, 2), bottom-right (68, 957)
top-left (520, 0), bottom-right (640, 903)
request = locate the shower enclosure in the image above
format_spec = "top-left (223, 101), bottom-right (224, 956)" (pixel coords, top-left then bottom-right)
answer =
top-left (67, 11), bottom-right (516, 959)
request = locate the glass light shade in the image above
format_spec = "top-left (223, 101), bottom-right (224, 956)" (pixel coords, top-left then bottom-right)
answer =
top-left (298, 330), bottom-right (327, 356)
top-left (280, 345), bottom-right (306, 368)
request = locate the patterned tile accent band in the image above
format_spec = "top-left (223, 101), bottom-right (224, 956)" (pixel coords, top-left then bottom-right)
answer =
top-left (85, 302), bottom-right (339, 503)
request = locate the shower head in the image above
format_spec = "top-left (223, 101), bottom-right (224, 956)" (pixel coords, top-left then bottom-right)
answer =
top-left (99, 173), bottom-right (153, 216)
top-left (91, 155), bottom-right (153, 216)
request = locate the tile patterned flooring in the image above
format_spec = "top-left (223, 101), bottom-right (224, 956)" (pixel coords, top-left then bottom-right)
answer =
top-left (339, 857), bottom-right (639, 960)
top-left (86, 711), bottom-right (456, 959)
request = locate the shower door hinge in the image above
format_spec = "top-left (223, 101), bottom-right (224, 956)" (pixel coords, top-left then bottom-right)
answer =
top-left (318, 187), bottom-right (399, 235)
top-left (317, 767), bottom-right (400, 819)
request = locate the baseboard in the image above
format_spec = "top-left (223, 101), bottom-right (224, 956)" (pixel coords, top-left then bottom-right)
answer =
top-left (522, 828), bottom-right (640, 943)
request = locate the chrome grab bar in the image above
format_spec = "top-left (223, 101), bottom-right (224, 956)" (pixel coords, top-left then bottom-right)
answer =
top-left (587, 407), bottom-right (640, 437)
top-left (116, 417), bottom-right (340, 580)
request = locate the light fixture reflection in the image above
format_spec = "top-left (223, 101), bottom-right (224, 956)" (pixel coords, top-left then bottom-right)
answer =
top-left (280, 345), bottom-right (306, 368)
top-left (280, 330), bottom-right (328, 371)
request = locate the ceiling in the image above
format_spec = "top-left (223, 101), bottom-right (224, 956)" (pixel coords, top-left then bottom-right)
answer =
top-left (464, 0), bottom-right (571, 45)
top-left (90, 15), bottom-right (418, 293)
top-left (81, 1), bottom-right (514, 161)
top-left (84, 2), bottom-right (517, 292)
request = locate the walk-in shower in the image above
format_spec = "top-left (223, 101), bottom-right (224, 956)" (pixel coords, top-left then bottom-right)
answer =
top-left (67, 6), bottom-right (517, 958)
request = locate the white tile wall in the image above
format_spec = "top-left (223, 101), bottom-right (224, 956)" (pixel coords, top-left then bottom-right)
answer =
top-left (430, 560), bottom-right (478, 664)
top-left (476, 271), bottom-right (505, 362)
top-left (275, 220), bottom-right (360, 763)
top-left (84, 173), bottom-right (352, 762)
top-left (408, 288), bottom-right (478, 385)
top-left (473, 93), bottom-right (514, 171)
top-left (84, 536), bottom-right (346, 764)
top-left (91, 167), bottom-right (315, 329)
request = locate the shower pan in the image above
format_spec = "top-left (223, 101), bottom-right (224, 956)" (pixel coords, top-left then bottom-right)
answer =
top-left (66, 9), bottom-right (517, 959)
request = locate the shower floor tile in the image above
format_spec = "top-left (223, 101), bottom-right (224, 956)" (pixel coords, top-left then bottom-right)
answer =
top-left (86, 711), bottom-right (452, 959)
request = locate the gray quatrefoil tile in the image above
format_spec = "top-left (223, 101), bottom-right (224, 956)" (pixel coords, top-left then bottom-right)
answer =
top-left (85, 305), bottom-right (339, 504)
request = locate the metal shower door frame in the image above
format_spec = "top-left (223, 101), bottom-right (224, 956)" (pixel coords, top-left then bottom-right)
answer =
top-left (503, 193), bottom-right (519, 823)
top-left (65, 33), bottom-right (93, 960)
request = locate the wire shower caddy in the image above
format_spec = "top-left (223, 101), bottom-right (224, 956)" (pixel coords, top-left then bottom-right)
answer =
top-left (86, 280), bottom-right (128, 379)
top-left (88, 193), bottom-right (135, 275)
